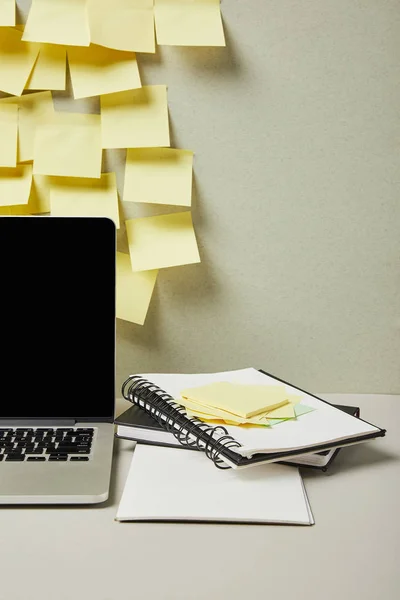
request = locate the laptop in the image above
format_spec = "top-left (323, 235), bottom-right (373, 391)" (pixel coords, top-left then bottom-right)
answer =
top-left (0, 216), bottom-right (115, 504)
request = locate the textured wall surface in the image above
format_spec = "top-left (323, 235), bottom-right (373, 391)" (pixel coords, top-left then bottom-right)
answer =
top-left (15, 1), bottom-right (400, 393)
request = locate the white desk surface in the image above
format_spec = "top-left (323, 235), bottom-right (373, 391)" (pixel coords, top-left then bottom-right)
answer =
top-left (0, 394), bottom-right (399, 600)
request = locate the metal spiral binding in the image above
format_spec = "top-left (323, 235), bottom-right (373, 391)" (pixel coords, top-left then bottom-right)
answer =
top-left (121, 375), bottom-right (242, 469)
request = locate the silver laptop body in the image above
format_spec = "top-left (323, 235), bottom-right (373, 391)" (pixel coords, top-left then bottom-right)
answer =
top-left (0, 217), bottom-right (116, 504)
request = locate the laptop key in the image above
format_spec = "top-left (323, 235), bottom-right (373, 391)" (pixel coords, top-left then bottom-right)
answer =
top-left (5, 455), bottom-right (25, 461)
top-left (27, 457), bottom-right (46, 461)
top-left (15, 430), bottom-right (33, 436)
top-left (70, 456), bottom-right (89, 461)
top-left (25, 449), bottom-right (44, 455)
top-left (48, 455), bottom-right (68, 461)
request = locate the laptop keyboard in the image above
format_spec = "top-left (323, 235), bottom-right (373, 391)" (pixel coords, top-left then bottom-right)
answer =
top-left (0, 428), bottom-right (94, 462)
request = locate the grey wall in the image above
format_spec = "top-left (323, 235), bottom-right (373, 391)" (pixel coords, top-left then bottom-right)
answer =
top-left (16, 0), bottom-right (400, 393)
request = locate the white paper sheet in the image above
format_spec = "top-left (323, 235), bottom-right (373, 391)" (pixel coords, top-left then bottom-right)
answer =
top-left (116, 444), bottom-right (314, 525)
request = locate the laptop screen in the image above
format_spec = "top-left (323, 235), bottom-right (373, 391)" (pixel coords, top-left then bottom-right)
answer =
top-left (0, 217), bottom-right (115, 421)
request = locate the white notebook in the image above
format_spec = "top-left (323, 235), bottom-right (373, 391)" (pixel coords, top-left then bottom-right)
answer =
top-left (116, 445), bottom-right (314, 525)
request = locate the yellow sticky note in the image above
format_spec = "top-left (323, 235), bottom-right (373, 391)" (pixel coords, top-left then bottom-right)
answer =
top-left (25, 44), bottom-right (66, 91)
top-left (116, 252), bottom-right (158, 325)
top-left (181, 383), bottom-right (289, 419)
top-left (50, 172), bottom-right (120, 227)
top-left (154, 0), bottom-right (225, 46)
top-left (187, 410), bottom-right (269, 428)
top-left (0, 164), bottom-right (32, 207)
top-left (0, 105), bottom-right (17, 168)
top-left (0, 206), bottom-right (20, 215)
top-left (265, 404), bottom-right (296, 419)
top-left (287, 393), bottom-right (303, 406)
top-left (100, 86), bottom-right (170, 149)
top-left (126, 211), bottom-right (200, 271)
top-left (184, 403), bottom-right (271, 427)
top-left (0, 91), bottom-right (55, 164)
top-left (68, 44), bottom-right (141, 100)
top-left (0, 0), bottom-right (15, 26)
top-left (0, 27), bottom-right (39, 96)
top-left (34, 112), bottom-right (102, 179)
top-left (22, 0), bottom-right (90, 46)
top-left (88, 0), bottom-right (155, 53)
top-left (27, 174), bottom-right (51, 213)
top-left (179, 396), bottom-right (249, 424)
top-left (124, 148), bottom-right (193, 206)
top-left (0, 174), bottom-right (50, 215)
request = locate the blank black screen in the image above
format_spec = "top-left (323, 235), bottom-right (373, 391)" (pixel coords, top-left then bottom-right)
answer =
top-left (0, 217), bottom-right (115, 420)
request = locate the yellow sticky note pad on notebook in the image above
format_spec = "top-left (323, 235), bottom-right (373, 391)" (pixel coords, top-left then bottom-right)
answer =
top-left (0, 91), bottom-right (54, 164)
top-left (181, 383), bottom-right (289, 419)
top-left (100, 86), bottom-right (170, 149)
top-left (186, 408), bottom-right (270, 427)
top-left (22, 0), bottom-right (90, 46)
top-left (126, 211), bottom-right (200, 271)
top-left (25, 44), bottom-right (66, 91)
top-left (0, 164), bottom-right (32, 207)
top-left (68, 44), bottom-right (141, 100)
top-left (116, 252), bottom-right (158, 325)
top-left (0, 27), bottom-right (39, 96)
top-left (0, 105), bottom-right (17, 168)
top-left (88, 0), bottom-right (155, 53)
top-left (124, 148), bottom-right (193, 206)
top-left (178, 396), bottom-right (252, 425)
top-left (50, 173), bottom-right (120, 227)
top-left (34, 112), bottom-right (102, 179)
top-left (0, 0), bottom-right (15, 26)
top-left (154, 0), bottom-right (225, 47)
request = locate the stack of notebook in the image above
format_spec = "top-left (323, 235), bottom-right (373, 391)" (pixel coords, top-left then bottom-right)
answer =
top-left (115, 368), bottom-right (385, 525)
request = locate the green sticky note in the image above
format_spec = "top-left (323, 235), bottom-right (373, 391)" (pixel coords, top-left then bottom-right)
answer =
top-left (294, 404), bottom-right (315, 418)
top-left (266, 418), bottom-right (291, 426)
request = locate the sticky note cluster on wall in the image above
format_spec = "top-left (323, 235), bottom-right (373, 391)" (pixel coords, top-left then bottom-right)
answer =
top-left (21, 0), bottom-right (225, 50)
top-left (0, 0), bottom-right (223, 324)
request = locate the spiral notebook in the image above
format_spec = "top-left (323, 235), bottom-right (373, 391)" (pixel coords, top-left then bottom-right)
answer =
top-left (120, 368), bottom-right (385, 469)
top-left (116, 444), bottom-right (314, 525)
top-left (115, 402), bottom-right (360, 470)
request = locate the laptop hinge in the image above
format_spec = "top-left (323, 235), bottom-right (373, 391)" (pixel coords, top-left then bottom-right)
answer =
top-left (0, 419), bottom-right (76, 427)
